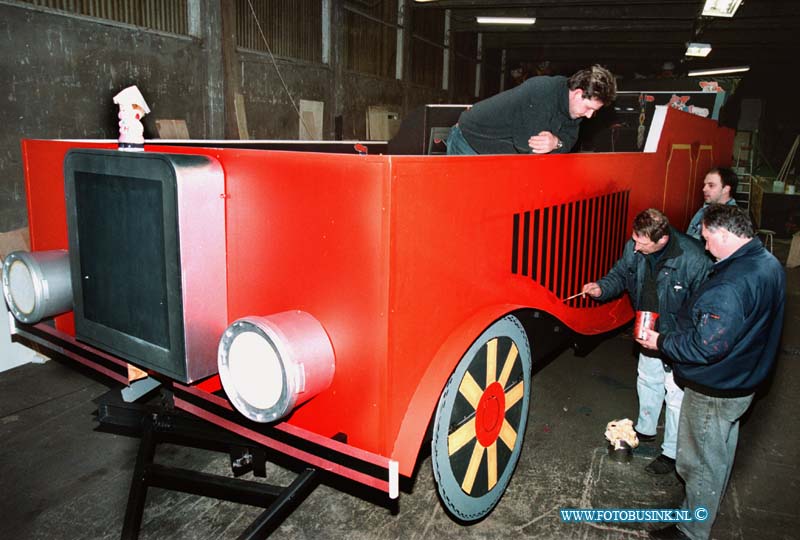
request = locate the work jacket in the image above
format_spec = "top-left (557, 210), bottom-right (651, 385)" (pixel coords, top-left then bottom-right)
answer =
top-left (595, 228), bottom-right (711, 334)
top-left (659, 238), bottom-right (785, 396)
top-left (686, 198), bottom-right (737, 240)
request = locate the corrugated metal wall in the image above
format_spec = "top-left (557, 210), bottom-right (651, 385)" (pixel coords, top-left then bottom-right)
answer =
top-left (452, 31), bottom-right (478, 99)
top-left (483, 48), bottom-right (502, 97)
top-left (236, 0), bottom-right (322, 63)
top-left (409, 8), bottom-right (444, 88)
top-left (344, 0), bottom-right (397, 79)
top-left (17, 0), bottom-right (482, 93)
top-left (19, 0), bottom-right (188, 34)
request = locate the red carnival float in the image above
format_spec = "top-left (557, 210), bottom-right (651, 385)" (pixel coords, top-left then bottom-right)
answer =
top-left (3, 105), bottom-right (733, 529)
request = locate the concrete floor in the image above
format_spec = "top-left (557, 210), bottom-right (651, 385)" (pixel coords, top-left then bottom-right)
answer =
top-left (1, 260), bottom-right (797, 539)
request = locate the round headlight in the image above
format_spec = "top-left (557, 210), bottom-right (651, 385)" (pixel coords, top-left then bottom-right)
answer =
top-left (218, 311), bottom-right (335, 423)
top-left (2, 250), bottom-right (72, 324)
top-left (226, 330), bottom-right (285, 412)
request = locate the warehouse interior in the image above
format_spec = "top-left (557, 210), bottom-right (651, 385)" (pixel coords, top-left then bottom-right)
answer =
top-left (1, 1), bottom-right (799, 539)
top-left (1, 0), bottom-right (800, 233)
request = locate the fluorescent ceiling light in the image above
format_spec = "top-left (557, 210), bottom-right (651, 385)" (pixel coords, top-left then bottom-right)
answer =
top-left (685, 43), bottom-right (712, 57)
top-left (476, 16), bottom-right (536, 25)
top-left (702, 0), bottom-right (743, 17)
top-left (688, 66), bottom-right (750, 76)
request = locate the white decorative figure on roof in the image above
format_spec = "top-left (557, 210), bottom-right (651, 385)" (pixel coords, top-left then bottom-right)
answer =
top-left (113, 85), bottom-right (150, 151)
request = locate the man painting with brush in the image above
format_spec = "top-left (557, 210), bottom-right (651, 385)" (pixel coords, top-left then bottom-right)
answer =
top-left (582, 209), bottom-right (711, 474)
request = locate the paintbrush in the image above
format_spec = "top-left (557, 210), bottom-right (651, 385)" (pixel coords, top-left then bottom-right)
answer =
top-left (563, 291), bottom-right (586, 302)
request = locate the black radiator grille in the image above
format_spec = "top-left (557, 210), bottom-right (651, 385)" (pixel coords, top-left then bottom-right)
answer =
top-left (511, 191), bottom-right (630, 307)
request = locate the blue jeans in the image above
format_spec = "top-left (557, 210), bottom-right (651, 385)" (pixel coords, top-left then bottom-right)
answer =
top-left (675, 388), bottom-right (754, 540)
top-left (635, 353), bottom-right (684, 459)
top-left (445, 124), bottom-right (478, 155)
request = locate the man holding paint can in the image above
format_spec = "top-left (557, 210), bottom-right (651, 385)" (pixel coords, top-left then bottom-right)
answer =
top-left (637, 204), bottom-right (785, 540)
top-left (582, 208), bottom-right (711, 474)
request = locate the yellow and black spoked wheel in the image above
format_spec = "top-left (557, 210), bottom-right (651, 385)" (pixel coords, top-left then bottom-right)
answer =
top-left (432, 314), bottom-right (532, 522)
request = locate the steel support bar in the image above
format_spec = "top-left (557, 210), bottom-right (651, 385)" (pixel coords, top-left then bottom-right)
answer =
top-left (146, 463), bottom-right (285, 506)
top-left (96, 397), bottom-right (258, 452)
top-left (237, 468), bottom-right (320, 540)
top-left (109, 395), bottom-right (322, 539)
top-left (121, 414), bottom-right (157, 540)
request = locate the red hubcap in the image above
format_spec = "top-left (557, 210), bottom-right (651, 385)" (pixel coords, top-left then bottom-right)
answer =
top-left (475, 381), bottom-right (506, 447)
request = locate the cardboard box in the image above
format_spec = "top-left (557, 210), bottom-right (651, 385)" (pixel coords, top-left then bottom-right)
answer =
top-left (0, 227), bottom-right (30, 261)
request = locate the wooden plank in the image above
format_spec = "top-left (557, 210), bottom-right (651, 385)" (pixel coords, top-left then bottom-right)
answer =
top-left (234, 93), bottom-right (250, 140)
top-left (221, 0), bottom-right (244, 139)
top-left (299, 100), bottom-right (324, 140)
top-left (155, 119), bottom-right (190, 139)
top-left (787, 232), bottom-right (800, 268)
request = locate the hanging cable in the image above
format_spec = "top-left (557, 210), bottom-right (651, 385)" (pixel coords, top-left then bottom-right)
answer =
top-left (244, 0), bottom-right (317, 140)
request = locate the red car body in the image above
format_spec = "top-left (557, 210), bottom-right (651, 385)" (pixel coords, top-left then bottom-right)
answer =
top-left (14, 106), bottom-right (732, 513)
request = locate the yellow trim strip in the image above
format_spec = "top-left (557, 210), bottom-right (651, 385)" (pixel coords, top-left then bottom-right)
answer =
top-left (498, 343), bottom-right (518, 387)
top-left (499, 418), bottom-right (518, 450)
top-left (461, 441), bottom-right (485, 494)
top-left (448, 417), bottom-right (477, 456)
top-left (486, 338), bottom-right (497, 386)
top-left (505, 381), bottom-right (524, 410)
top-left (663, 144), bottom-right (693, 210)
top-left (487, 442), bottom-right (498, 490)
top-left (458, 371), bottom-right (483, 409)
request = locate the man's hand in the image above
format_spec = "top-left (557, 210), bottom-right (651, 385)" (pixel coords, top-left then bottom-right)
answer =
top-left (582, 282), bottom-right (602, 298)
top-left (636, 329), bottom-right (660, 351)
top-left (528, 131), bottom-right (560, 154)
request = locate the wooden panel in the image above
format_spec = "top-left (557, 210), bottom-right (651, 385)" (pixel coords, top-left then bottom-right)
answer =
top-left (155, 119), bottom-right (190, 139)
top-left (299, 99), bottom-right (324, 141)
top-left (787, 232), bottom-right (800, 268)
top-left (366, 106), bottom-right (400, 141)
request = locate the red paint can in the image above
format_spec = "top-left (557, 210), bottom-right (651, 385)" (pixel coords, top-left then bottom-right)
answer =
top-left (634, 311), bottom-right (659, 339)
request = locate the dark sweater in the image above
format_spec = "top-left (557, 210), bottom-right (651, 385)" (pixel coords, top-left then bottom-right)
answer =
top-left (458, 76), bottom-right (581, 154)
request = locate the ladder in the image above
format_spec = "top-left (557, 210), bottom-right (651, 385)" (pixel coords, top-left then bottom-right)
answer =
top-left (734, 133), bottom-right (754, 209)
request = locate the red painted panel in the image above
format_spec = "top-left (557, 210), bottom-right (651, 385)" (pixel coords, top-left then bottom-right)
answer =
top-left (218, 149), bottom-right (393, 456)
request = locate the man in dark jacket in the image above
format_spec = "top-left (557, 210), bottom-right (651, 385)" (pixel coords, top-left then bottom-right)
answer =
top-left (583, 209), bottom-right (711, 474)
top-left (446, 65), bottom-right (616, 155)
top-left (638, 204), bottom-right (785, 540)
top-left (686, 167), bottom-right (738, 240)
